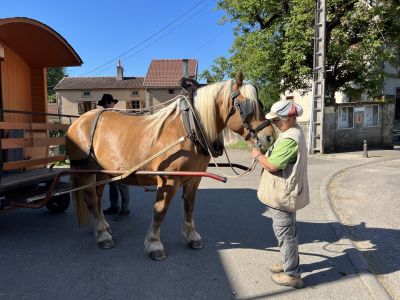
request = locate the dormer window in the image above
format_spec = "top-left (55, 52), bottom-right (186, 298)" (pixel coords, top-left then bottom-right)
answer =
top-left (82, 91), bottom-right (91, 97)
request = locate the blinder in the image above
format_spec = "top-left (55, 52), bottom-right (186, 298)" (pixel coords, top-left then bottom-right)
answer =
top-left (228, 81), bottom-right (271, 150)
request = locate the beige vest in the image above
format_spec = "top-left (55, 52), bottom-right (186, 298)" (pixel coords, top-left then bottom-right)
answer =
top-left (257, 124), bottom-right (310, 212)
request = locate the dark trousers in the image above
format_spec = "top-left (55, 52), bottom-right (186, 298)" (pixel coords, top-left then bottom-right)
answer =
top-left (109, 182), bottom-right (130, 212)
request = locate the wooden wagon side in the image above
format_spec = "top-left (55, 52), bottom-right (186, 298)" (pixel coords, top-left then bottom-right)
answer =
top-left (0, 110), bottom-right (78, 212)
top-left (0, 17), bottom-right (82, 212)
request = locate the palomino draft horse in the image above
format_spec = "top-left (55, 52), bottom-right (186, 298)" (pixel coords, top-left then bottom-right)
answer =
top-left (66, 75), bottom-right (274, 260)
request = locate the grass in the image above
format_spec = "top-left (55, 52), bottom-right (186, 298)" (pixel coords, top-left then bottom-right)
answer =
top-left (225, 140), bottom-right (252, 150)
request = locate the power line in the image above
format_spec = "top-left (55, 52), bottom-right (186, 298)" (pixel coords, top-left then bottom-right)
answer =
top-left (89, 0), bottom-right (215, 76)
top-left (79, 0), bottom-right (214, 76)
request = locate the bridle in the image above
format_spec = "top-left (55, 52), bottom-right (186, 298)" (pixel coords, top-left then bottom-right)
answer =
top-left (226, 81), bottom-right (271, 150)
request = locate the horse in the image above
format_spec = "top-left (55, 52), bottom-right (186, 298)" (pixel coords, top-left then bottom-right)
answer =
top-left (65, 75), bottom-right (275, 260)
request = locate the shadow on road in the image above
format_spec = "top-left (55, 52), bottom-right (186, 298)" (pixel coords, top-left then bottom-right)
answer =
top-left (0, 187), bottom-right (398, 298)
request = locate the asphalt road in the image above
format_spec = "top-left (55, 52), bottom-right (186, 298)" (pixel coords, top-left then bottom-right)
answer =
top-left (0, 149), bottom-right (398, 299)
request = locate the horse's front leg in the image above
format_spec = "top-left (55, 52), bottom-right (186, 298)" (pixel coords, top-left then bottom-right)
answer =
top-left (181, 179), bottom-right (203, 249)
top-left (144, 178), bottom-right (178, 260)
top-left (81, 174), bottom-right (115, 249)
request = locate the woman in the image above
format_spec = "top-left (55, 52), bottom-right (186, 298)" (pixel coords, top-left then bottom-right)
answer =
top-left (252, 100), bottom-right (309, 289)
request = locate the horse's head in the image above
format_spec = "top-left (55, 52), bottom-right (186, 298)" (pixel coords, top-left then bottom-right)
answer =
top-left (219, 72), bottom-right (275, 151)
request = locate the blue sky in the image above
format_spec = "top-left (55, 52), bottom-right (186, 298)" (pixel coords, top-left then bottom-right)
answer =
top-left (1, 0), bottom-right (234, 78)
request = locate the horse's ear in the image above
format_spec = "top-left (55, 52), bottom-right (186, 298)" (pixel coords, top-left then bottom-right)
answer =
top-left (235, 71), bottom-right (244, 87)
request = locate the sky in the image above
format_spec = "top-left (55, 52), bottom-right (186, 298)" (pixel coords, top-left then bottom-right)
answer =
top-left (1, 0), bottom-right (234, 79)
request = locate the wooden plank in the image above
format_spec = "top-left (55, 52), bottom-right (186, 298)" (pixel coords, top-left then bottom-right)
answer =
top-left (2, 156), bottom-right (66, 171)
top-left (1, 137), bottom-right (65, 149)
top-left (0, 122), bottom-right (69, 130)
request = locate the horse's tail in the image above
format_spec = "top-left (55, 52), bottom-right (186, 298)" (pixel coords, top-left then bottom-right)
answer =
top-left (71, 174), bottom-right (90, 227)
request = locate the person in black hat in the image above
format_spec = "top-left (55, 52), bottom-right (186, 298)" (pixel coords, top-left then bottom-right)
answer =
top-left (98, 93), bottom-right (131, 221)
top-left (97, 93), bottom-right (119, 108)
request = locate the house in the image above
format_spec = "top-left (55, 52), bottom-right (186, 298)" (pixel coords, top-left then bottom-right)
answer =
top-left (281, 62), bottom-right (400, 151)
top-left (143, 59), bottom-right (197, 108)
top-left (55, 60), bottom-right (145, 116)
top-left (55, 59), bottom-right (198, 116)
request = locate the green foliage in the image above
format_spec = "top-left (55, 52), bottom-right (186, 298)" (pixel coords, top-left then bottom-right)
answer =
top-left (203, 0), bottom-right (400, 104)
top-left (47, 67), bottom-right (67, 100)
top-left (225, 140), bottom-right (252, 150)
top-left (48, 94), bottom-right (57, 103)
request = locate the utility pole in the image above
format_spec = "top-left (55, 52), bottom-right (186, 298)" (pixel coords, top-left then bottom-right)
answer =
top-left (308, 0), bottom-right (327, 154)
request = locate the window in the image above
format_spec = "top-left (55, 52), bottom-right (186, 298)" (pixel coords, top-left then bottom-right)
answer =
top-left (338, 106), bottom-right (354, 129)
top-left (131, 90), bottom-right (139, 96)
top-left (127, 101), bottom-right (143, 109)
top-left (82, 91), bottom-right (91, 97)
top-left (168, 89), bottom-right (175, 94)
top-left (78, 101), bottom-right (96, 114)
top-left (364, 105), bottom-right (379, 127)
top-left (285, 95), bottom-right (294, 101)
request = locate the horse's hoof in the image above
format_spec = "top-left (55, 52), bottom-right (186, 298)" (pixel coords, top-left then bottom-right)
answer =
top-left (189, 240), bottom-right (203, 249)
top-left (98, 239), bottom-right (115, 250)
top-left (149, 250), bottom-right (167, 260)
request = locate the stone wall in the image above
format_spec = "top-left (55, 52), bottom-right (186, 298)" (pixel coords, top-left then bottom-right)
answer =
top-left (324, 102), bottom-right (395, 152)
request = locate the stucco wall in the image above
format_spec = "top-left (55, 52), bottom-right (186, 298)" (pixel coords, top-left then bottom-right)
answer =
top-left (145, 88), bottom-right (180, 107)
top-left (58, 88), bottom-right (146, 116)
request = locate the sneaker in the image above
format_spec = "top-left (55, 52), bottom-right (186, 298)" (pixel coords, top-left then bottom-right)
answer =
top-left (269, 262), bottom-right (284, 274)
top-left (114, 210), bottom-right (130, 222)
top-left (271, 273), bottom-right (304, 289)
top-left (103, 207), bottom-right (119, 215)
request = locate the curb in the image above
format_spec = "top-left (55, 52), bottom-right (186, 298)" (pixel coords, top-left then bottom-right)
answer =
top-left (320, 159), bottom-right (393, 300)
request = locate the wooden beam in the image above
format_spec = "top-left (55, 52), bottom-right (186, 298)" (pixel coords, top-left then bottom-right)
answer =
top-left (2, 156), bottom-right (66, 171)
top-left (0, 122), bottom-right (69, 130)
top-left (1, 137), bottom-right (65, 149)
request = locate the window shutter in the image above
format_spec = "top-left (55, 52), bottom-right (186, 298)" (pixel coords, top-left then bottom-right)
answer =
top-left (78, 102), bottom-right (84, 115)
top-left (91, 102), bottom-right (97, 110)
top-left (126, 102), bottom-right (132, 109)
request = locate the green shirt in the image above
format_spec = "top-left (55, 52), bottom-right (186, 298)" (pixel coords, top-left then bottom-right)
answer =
top-left (268, 138), bottom-right (298, 170)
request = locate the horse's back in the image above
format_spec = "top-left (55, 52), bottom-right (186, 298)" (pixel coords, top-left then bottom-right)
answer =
top-left (66, 110), bottom-right (101, 161)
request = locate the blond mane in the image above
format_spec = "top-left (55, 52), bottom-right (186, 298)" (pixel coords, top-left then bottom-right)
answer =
top-left (146, 80), bottom-right (260, 145)
top-left (146, 99), bottom-right (180, 144)
top-left (193, 80), bottom-right (261, 144)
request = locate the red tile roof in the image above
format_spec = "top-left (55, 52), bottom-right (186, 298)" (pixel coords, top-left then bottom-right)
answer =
top-left (54, 76), bottom-right (144, 90)
top-left (143, 59), bottom-right (197, 88)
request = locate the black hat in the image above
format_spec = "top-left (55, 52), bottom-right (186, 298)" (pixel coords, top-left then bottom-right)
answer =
top-left (97, 94), bottom-right (118, 107)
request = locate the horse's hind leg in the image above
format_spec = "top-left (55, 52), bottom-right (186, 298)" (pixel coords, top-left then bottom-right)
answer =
top-left (181, 179), bottom-right (203, 249)
top-left (95, 176), bottom-right (111, 235)
top-left (144, 178), bottom-right (178, 260)
top-left (79, 174), bottom-right (115, 249)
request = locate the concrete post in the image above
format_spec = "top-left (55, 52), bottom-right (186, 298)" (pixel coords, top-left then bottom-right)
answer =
top-left (363, 140), bottom-right (369, 158)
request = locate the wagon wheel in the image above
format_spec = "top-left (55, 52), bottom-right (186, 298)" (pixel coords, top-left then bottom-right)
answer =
top-left (46, 193), bottom-right (70, 213)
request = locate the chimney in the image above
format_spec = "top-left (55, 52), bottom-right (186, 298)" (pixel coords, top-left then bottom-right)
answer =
top-left (182, 59), bottom-right (189, 78)
top-left (117, 60), bottom-right (124, 80)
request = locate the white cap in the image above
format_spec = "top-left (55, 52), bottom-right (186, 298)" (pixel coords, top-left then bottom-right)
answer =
top-left (265, 100), bottom-right (303, 120)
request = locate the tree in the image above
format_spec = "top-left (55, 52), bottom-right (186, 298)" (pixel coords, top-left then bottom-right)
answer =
top-left (47, 67), bottom-right (67, 103)
top-left (201, 0), bottom-right (400, 108)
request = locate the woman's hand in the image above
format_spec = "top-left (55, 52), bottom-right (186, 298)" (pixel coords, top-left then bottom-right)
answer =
top-left (252, 147), bottom-right (262, 160)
